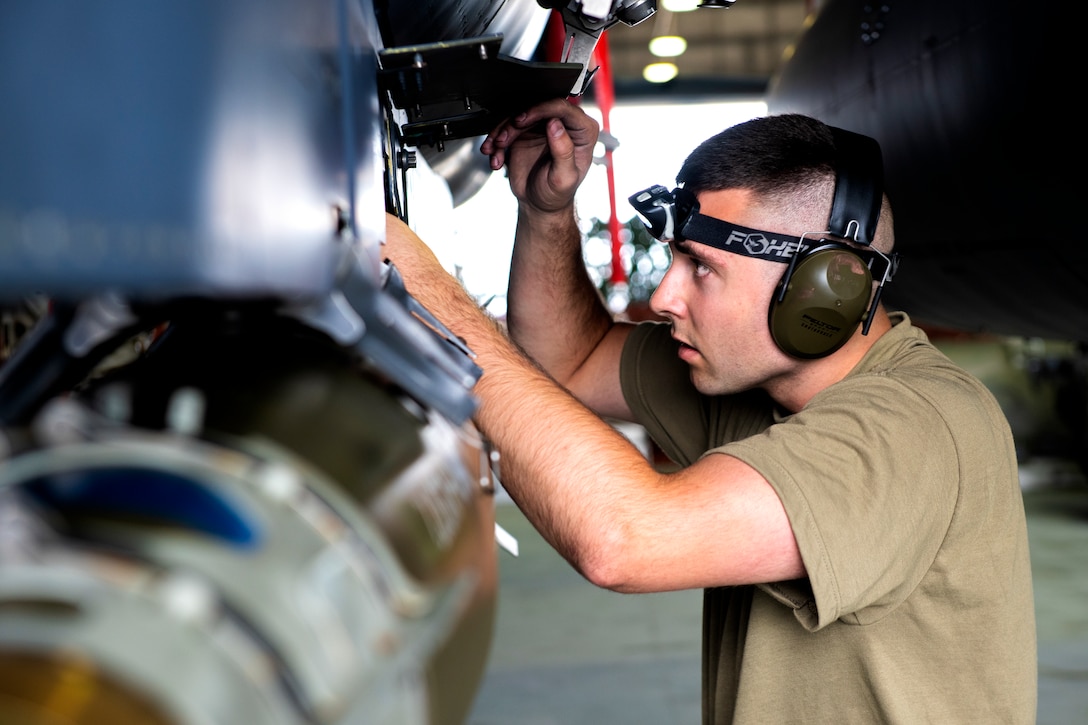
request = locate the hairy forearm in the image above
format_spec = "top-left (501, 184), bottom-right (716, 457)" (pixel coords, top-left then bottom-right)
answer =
top-left (383, 217), bottom-right (658, 580)
top-left (506, 203), bottom-right (616, 386)
top-left (471, 332), bottom-right (656, 582)
top-left (383, 217), bottom-right (804, 591)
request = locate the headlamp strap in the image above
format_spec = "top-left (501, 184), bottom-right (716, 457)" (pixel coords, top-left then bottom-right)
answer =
top-left (681, 214), bottom-right (808, 263)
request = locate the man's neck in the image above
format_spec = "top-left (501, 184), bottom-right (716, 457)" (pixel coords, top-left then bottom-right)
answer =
top-left (765, 308), bottom-right (893, 412)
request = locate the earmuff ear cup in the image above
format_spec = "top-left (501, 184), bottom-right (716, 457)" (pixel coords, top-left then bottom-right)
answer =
top-left (769, 246), bottom-right (873, 358)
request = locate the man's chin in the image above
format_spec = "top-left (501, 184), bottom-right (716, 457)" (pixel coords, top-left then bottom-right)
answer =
top-left (690, 369), bottom-right (741, 397)
top-left (689, 369), bottom-right (714, 395)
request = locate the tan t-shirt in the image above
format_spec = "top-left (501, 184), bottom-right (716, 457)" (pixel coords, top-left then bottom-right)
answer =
top-left (620, 313), bottom-right (1037, 724)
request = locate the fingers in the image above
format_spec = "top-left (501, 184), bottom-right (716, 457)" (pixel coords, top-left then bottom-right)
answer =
top-left (543, 117), bottom-right (576, 173)
top-left (481, 125), bottom-right (510, 170)
top-left (481, 111), bottom-right (539, 169)
top-left (481, 98), bottom-right (598, 170)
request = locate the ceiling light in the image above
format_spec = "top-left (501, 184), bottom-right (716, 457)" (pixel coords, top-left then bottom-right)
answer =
top-left (662, 0), bottom-right (699, 10)
top-left (643, 62), bottom-right (678, 83)
top-left (649, 35), bottom-right (687, 57)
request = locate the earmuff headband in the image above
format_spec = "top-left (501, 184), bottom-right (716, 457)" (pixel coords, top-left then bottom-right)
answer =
top-left (827, 127), bottom-right (884, 245)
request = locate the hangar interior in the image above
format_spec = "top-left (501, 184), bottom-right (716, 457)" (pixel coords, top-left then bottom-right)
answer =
top-left (1, 2), bottom-right (1085, 725)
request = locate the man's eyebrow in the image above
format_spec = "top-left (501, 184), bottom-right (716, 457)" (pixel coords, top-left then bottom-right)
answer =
top-left (674, 239), bottom-right (714, 265)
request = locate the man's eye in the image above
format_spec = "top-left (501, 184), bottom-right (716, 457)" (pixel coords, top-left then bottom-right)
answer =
top-left (694, 261), bottom-right (711, 276)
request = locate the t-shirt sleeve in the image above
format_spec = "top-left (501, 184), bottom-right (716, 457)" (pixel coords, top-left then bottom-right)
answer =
top-left (720, 376), bottom-right (961, 631)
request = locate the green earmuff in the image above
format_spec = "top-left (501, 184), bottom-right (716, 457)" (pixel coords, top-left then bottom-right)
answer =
top-left (768, 126), bottom-right (884, 359)
top-left (769, 243), bottom-right (873, 358)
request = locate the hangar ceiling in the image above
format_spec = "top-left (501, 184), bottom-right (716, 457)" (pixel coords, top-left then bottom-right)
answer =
top-left (601, 0), bottom-right (812, 97)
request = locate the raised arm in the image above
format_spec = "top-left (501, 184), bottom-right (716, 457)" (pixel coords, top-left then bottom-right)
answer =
top-left (481, 99), bottom-right (633, 420)
top-left (382, 214), bottom-right (803, 593)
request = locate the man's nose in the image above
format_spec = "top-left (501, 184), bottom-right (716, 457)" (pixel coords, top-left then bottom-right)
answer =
top-left (649, 265), bottom-right (681, 319)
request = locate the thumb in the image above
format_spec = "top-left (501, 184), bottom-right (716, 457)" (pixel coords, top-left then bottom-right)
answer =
top-left (545, 117), bottom-right (580, 188)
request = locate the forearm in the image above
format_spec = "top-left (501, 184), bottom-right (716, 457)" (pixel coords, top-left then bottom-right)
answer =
top-left (383, 217), bottom-right (803, 592)
top-left (472, 329), bottom-right (655, 581)
top-left (386, 224), bottom-right (655, 576)
top-left (464, 312), bottom-right (799, 591)
top-left (506, 203), bottom-right (615, 386)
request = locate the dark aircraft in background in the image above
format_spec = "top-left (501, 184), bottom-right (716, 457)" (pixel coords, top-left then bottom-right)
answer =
top-left (766, 0), bottom-right (1083, 346)
top-left (765, 0), bottom-right (1085, 462)
top-left (0, 1), bottom-right (1083, 723)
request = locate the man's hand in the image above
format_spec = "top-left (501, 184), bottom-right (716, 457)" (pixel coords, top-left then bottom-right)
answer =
top-left (480, 98), bottom-right (600, 214)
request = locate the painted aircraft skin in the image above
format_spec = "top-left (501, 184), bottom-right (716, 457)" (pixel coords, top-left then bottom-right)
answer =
top-left (765, 0), bottom-right (1083, 344)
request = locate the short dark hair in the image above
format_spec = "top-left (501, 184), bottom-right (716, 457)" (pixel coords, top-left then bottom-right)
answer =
top-left (676, 114), bottom-right (838, 199)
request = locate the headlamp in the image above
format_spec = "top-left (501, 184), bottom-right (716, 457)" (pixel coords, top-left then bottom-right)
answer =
top-left (627, 184), bottom-right (683, 241)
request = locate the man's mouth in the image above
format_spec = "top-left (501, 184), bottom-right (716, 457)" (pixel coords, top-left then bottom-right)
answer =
top-left (673, 335), bottom-right (700, 361)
